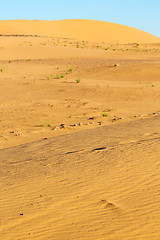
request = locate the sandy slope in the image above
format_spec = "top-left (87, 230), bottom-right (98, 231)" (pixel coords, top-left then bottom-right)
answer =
top-left (1, 116), bottom-right (160, 239)
top-left (0, 19), bottom-right (159, 43)
top-left (0, 20), bottom-right (160, 239)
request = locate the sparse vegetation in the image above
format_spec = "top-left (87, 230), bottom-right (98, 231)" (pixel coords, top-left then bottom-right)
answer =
top-left (135, 43), bottom-right (140, 47)
top-left (0, 68), bottom-right (4, 72)
top-left (41, 122), bottom-right (52, 127)
top-left (46, 75), bottom-right (53, 80)
top-left (89, 116), bottom-right (95, 120)
top-left (40, 42), bottom-right (46, 46)
top-left (102, 113), bottom-right (108, 117)
top-left (57, 74), bottom-right (65, 79)
top-left (51, 39), bottom-right (159, 53)
top-left (76, 79), bottom-right (81, 83)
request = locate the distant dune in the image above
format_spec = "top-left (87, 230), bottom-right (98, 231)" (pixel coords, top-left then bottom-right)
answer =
top-left (0, 19), bottom-right (159, 43)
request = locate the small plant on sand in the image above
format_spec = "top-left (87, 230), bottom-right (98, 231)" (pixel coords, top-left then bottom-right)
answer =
top-left (152, 84), bottom-right (155, 87)
top-left (114, 63), bottom-right (120, 67)
top-left (76, 79), bottom-right (81, 83)
top-left (0, 68), bottom-right (4, 72)
top-left (8, 60), bottom-right (12, 63)
top-left (40, 42), bottom-right (46, 46)
top-left (41, 122), bottom-right (51, 127)
top-left (135, 43), bottom-right (140, 48)
top-left (57, 74), bottom-right (65, 79)
top-left (102, 113), bottom-right (108, 117)
top-left (89, 116), bottom-right (95, 120)
top-left (46, 75), bottom-right (53, 80)
top-left (68, 68), bottom-right (73, 72)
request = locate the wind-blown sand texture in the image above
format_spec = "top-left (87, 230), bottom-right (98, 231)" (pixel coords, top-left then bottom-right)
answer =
top-left (0, 20), bottom-right (160, 239)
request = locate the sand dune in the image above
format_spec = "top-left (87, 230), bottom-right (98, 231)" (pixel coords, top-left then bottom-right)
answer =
top-left (0, 19), bottom-right (159, 43)
top-left (0, 19), bottom-right (160, 240)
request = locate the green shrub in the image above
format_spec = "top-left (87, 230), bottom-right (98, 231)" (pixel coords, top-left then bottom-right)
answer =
top-left (102, 113), bottom-right (108, 117)
top-left (76, 79), bottom-right (81, 83)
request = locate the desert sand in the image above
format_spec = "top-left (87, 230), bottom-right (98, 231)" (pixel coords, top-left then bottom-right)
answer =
top-left (0, 19), bottom-right (160, 239)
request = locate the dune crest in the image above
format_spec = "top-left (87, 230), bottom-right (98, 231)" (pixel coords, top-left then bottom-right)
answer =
top-left (0, 19), bottom-right (159, 43)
